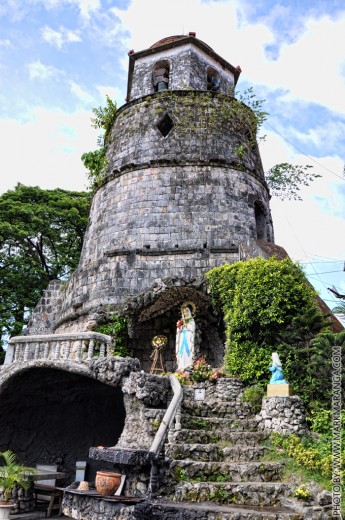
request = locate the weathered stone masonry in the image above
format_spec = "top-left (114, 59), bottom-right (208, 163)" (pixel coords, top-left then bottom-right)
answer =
top-left (27, 34), bottom-right (274, 341)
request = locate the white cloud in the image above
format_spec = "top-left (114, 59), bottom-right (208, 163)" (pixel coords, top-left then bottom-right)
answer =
top-left (96, 85), bottom-right (125, 107)
top-left (1, 0), bottom-right (101, 21)
top-left (69, 81), bottom-right (95, 104)
top-left (0, 107), bottom-right (99, 194)
top-left (32, 0), bottom-right (101, 19)
top-left (27, 60), bottom-right (63, 80)
top-left (42, 26), bottom-right (82, 49)
top-left (75, 0), bottom-right (101, 19)
top-left (284, 120), bottom-right (345, 151)
top-left (0, 39), bottom-right (11, 47)
top-left (244, 14), bottom-right (345, 116)
top-left (113, 1), bottom-right (345, 117)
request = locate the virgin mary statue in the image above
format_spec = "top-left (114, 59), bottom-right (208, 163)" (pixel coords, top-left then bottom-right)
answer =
top-left (269, 352), bottom-right (287, 384)
top-left (176, 303), bottom-right (195, 370)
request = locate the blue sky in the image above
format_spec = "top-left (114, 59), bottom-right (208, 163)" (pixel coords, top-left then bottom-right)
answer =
top-left (0, 0), bottom-right (344, 320)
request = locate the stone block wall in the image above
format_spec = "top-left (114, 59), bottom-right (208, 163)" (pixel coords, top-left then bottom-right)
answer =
top-left (257, 396), bottom-right (308, 435)
top-left (129, 44), bottom-right (235, 100)
top-left (25, 280), bottom-right (63, 335)
top-left (108, 92), bottom-right (266, 179)
top-left (52, 160), bottom-right (272, 331)
top-left (26, 87), bottom-right (274, 334)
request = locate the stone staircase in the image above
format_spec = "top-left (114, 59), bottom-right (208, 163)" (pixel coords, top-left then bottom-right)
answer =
top-left (150, 378), bottom-right (329, 519)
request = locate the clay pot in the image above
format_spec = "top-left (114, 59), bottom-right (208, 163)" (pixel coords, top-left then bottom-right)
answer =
top-left (95, 471), bottom-right (121, 496)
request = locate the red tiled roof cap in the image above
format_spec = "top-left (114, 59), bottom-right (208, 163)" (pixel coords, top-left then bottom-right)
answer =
top-left (150, 35), bottom-right (187, 48)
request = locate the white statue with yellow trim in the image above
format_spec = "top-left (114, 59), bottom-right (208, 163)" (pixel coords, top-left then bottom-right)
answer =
top-left (176, 302), bottom-right (196, 370)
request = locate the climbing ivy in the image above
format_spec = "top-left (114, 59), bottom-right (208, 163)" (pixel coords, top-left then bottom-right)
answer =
top-left (206, 257), bottom-right (328, 401)
top-left (95, 314), bottom-right (129, 357)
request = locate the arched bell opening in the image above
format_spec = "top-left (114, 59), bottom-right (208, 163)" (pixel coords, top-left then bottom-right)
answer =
top-left (206, 66), bottom-right (220, 92)
top-left (0, 368), bottom-right (125, 482)
top-left (128, 286), bottom-right (226, 372)
top-left (152, 60), bottom-right (170, 92)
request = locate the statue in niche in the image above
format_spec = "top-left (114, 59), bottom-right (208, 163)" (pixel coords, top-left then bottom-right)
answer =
top-left (176, 302), bottom-right (196, 370)
top-left (269, 352), bottom-right (288, 384)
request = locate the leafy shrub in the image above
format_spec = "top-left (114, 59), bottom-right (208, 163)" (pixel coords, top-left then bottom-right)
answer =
top-left (293, 484), bottom-right (312, 501)
top-left (82, 95), bottom-right (117, 189)
top-left (206, 257), bottom-right (328, 403)
top-left (242, 385), bottom-right (265, 413)
top-left (95, 314), bottom-right (129, 357)
top-left (269, 428), bottom-right (345, 484)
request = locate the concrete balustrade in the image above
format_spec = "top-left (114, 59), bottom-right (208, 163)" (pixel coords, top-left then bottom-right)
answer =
top-left (4, 332), bottom-right (113, 365)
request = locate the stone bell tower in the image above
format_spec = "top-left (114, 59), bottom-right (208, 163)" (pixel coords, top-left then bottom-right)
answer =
top-left (28, 33), bottom-right (274, 369)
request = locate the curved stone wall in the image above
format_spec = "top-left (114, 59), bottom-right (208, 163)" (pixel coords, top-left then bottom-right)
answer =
top-left (107, 91), bottom-right (266, 180)
top-left (28, 91), bottom-right (274, 333)
top-left (54, 162), bottom-right (272, 329)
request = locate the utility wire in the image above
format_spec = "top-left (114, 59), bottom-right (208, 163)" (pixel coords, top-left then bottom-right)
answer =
top-left (283, 217), bottom-right (339, 304)
top-left (300, 259), bottom-right (344, 265)
top-left (305, 270), bottom-right (344, 275)
top-left (306, 252), bottom-right (345, 260)
top-left (265, 121), bottom-right (345, 183)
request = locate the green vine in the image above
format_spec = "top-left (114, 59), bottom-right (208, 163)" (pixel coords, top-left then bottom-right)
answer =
top-left (95, 314), bottom-right (129, 357)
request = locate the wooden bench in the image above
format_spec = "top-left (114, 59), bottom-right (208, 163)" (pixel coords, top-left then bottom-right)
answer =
top-left (34, 484), bottom-right (65, 518)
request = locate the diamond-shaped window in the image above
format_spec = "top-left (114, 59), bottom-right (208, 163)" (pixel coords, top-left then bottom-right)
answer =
top-left (156, 113), bottom-right (174, 137)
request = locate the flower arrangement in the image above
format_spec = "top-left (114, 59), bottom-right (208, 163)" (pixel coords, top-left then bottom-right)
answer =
top-left (210, 367), bottom-right (226, 380)
top-left (174, 358), bottom-right (225, 384)
top-left (174, 368), bottom-right (191, 385)
top-left (293, 484), bottom-right (312, 501)
top-left (151, 335), bottom-right (167, 350)
top-left (191, 357), bottom-right (213, 382)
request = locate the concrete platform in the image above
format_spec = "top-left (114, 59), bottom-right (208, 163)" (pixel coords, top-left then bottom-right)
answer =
top-left (267, 384), bottom-right (293, 397)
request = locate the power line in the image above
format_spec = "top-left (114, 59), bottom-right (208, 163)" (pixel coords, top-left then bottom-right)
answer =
top-left (265, 121), bottom-right (345, 183)
top-left (305, 270), bottom-right (344, 275)
top-left (300, 259), bottom-right (344, 265)
top-left (282, 217), bottom-right (339, 303)
top-left (306, 252), bottom-right (345, 260)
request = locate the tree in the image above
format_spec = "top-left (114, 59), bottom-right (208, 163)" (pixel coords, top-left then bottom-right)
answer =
top-left (308, 330), bottom-right (345, 408)
top-left (81, 95), bottom-right (117, 189)
top-left (206, 257), bottom-right (328, 403)
top-left (0, 184), bottom-right (90, 350)
top-left (265, 163), bottom-right (321, 201)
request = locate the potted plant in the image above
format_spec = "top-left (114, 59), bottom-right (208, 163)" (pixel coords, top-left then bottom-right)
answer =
top-left (0, 450), bottom-right (36, 520)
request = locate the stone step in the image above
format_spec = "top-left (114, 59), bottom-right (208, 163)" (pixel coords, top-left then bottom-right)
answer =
top-left (181, 415), bottom-right (259, 432)
top-left (169, 460), bottom-right (284, 482)
top-left (150, 499), bottom-right (303, 520)
top-left (174, 481), bottom-right (292, 507)
top-left (182, 400), bottom-right (253, 418)
top-left (172, 429), bottom-right (267, 446)
top-left (167, 442), bottom-right (266, 462)
top-left (182, 379), bottom-right (246, 402)
top-left (166, 442), bottom-right (269, 463)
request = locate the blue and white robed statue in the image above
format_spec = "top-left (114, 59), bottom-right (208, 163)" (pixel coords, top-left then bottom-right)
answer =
top-left (269, 352), bottom-right (287, 384)
top-left (176, 302), bottom-right (196, 370)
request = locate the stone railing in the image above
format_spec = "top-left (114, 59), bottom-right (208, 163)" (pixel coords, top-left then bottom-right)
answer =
top-left (148, 374), bottom-right (183, 495)
top-left (4, 332), bottom-right (113, 365)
